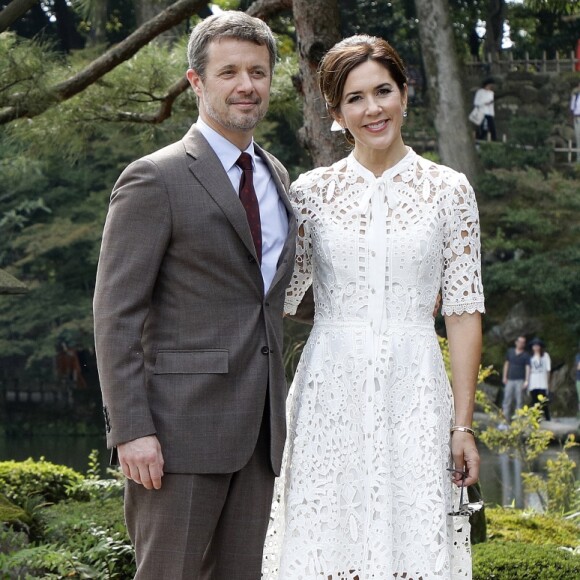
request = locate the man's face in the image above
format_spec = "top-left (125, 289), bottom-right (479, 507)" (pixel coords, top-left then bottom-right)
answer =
top-left (515, 337), bottom-right (526, 349)
top-left (187, 38), bottom-right (272, 148)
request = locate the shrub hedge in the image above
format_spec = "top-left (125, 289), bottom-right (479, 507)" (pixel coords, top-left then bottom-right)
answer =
top-left (473, 541), bottom-right (579, 579)
top-left (0, 458), bottom-right (84, 505)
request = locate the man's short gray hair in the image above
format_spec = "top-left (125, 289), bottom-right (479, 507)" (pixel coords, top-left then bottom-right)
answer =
top-left (187, 11), bottom-right (277, 80)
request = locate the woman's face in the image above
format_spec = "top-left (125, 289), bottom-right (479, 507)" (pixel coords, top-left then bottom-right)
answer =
top-left (334, 59), bottom-right (407, 157)
top-left (532, 344), bottom-right (541, 354)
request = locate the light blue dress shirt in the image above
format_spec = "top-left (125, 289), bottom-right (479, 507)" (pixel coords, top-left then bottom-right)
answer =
top-left (196, 118), bottom-right (288, 293)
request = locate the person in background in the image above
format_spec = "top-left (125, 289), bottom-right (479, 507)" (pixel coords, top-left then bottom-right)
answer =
top-left (570, 79), bottom-right (580, 163)
top-left (528, 337), bottom-right (551, 421)
top-left (501, 335), bottom-right (531, 422)
top-left (473, 77), bottom-right (497, 141)
top-left (93, 11), bottom-right (295, 579)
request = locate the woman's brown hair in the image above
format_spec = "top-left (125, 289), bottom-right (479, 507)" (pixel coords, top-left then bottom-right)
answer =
top-left (318, 35), bottom-right (407, 144)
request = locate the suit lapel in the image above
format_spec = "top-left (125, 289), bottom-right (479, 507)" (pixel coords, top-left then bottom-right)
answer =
top-left (255, 144), bottom-right (297, 298)
top-left (182, 126), bottom-right (296, 297)
top-left (183, 126), bottom-right (258, 260)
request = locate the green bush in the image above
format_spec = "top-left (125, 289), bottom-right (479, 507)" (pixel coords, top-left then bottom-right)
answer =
top-left (0, 493), bottom-right (28, 524)
top-left (0, 498), bottom-right (135, 579)
top-left (485, 507), bottom-right (579, 547)
top-left (0, 523), bottom-right (29, 555)
top-left (0, 531), bottom-right (135, 579)
top-left (0, 458), bottom-right (84, 505)
top-left (42, 497), bottom-right (127, 542)
top-left (472, 542), bottom-right (580, 579)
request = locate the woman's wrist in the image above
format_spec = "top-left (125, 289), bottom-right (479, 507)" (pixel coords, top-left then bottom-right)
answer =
top-left (450, 425), bottom-right (476, 437)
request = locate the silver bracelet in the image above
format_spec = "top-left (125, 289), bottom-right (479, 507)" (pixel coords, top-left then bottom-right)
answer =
top-left (450, 425), bottom-right (475, 436)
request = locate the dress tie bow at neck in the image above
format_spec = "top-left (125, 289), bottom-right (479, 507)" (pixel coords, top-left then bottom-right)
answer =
top-left (358, 177), bottom-right (403, 214)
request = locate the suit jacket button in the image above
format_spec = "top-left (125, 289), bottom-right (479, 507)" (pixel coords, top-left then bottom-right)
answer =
top-left (248, 255), bottom-right (256, 264)
top-left (261, 346), bottom-right (270, 355)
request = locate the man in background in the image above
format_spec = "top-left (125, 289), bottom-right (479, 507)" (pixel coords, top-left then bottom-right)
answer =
top-left (502, 335), bottom-right (530, 422)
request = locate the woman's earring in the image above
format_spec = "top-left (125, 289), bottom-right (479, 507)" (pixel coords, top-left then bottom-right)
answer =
top-left (403, 110), bottom-right (408, 118)
top-left (330, 120), bottom-right (343, 132)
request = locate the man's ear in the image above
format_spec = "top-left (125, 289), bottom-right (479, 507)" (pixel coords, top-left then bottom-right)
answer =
top-left (186, 69), bottom-right (203, 97)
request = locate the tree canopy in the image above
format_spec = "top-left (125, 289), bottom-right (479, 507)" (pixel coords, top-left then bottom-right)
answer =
top-left (1, 0), bottom-right (579, 385)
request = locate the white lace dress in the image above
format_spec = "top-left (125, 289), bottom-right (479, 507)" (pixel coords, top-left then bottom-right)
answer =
top-left (263, 148), bottom-right (485, 580)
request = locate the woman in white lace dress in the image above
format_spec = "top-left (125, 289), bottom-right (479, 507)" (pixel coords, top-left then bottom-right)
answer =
top-left (263, 36), bottom-right (484, 580)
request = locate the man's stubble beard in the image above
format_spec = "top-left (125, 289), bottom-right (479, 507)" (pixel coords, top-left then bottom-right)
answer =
top-left (203, 91), bottom-right (268, 133)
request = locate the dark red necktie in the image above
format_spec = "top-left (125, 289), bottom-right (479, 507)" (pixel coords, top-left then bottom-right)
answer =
top-left (236, 152), bottom-right (262, 264)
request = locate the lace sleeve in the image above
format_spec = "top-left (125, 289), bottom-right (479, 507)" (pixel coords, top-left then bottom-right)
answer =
top-left (441, 173), bottom-right (485, 316)
top-left (284, 181), bottom-right (313, 316)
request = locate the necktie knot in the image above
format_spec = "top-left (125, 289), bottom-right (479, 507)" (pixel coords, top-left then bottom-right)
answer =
top-left (236, 152), bottom-right (253, 172)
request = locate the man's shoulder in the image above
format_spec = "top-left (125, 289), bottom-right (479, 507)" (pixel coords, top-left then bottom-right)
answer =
top-left (257, 147), bottom-right (287, 174)
top-left (256, 145), bottom-right (290, 187)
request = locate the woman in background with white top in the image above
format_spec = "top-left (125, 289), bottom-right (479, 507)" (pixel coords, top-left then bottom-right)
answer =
top-left (473, 78), bottom-right (496, 141)
top-left (528, 337), bottom-right (551, 421)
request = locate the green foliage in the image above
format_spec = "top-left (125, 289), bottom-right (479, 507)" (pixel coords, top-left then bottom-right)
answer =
top-left (0, 528), bottom-right (135, 579)
top-left (0, 458), bottom-right (84, 505)
top-left (479, 164), bottom-right (580, 345)
top-left (0, 32), bottom-right (62, 114)
top-left (0, 523), bottom-right (29, 555)
top-left (485, 506), bottom-right (579, 546)
top-left (477, 390), bottom-right (579, 514)
top-left (69, 450), bottom-right (125, 501)
top-left (478, 117), bottom-right (552, 172)
top-left (42, 496), bottom-right (127, 541)
top-left (0, 456), bottom-right (134, 578)
top-left (0, 494), bottom-right (28, 525)
top-left (523, 436), bottom-right (579, 514)
top-left (472, 541), bottom-right (580, 579)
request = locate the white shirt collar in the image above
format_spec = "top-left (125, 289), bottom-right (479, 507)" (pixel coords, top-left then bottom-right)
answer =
top-left (196, 117), bottom-right (256, 172)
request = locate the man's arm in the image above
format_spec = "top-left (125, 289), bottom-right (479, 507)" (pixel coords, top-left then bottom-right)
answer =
top-left (94, 158), bottom-right (171, 488)
top-left (502, 359), bottom-right (509, 384)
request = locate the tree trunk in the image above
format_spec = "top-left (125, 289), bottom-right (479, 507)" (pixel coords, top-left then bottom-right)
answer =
top-left (0, 0), bottom-right (39, 33)
top-left (414, 0), bottom-right (479, 183)
top-left (86, 0), bottom-right (109, 47)
top-left (135, 0), bottom-right (183, 42)
top-left (484, 0), bottom-right (505, 60)
top-left (292, 0), bottom-right (346, 167)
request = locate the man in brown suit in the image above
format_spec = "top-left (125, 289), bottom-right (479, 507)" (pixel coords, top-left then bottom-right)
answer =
top-left (93, 11), bottom-right (296, 579)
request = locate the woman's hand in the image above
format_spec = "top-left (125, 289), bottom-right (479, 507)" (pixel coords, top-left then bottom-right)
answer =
top-left (451, 431), bottom-right (479, 487)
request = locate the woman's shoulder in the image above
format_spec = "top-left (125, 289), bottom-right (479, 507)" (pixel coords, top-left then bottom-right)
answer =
top-left (415, 154), bottom-right (471, 190)
top-left (290, 157), bottom-right (349, 194)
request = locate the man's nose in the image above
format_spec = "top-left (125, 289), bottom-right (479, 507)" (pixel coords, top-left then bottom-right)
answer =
top-left (237, 72), bottom-right (254, 93)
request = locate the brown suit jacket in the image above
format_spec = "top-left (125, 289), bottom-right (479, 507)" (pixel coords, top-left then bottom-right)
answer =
top-left (93, 125), bottom-right (296, 475)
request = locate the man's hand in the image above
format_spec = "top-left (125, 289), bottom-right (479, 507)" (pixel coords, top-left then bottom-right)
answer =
top-left (118, 435), bottom-right (164, 490)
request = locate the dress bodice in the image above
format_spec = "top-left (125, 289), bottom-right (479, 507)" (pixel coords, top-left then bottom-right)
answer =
top-left (285, 148), bottom-right (485, 329)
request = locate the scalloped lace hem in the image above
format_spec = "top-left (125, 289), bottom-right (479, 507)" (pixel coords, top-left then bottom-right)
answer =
top-left (441, 302), bottom-right (485, 316)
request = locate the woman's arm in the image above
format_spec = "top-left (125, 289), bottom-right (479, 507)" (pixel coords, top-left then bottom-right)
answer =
top-left (445, 311), bottom-right (482, 487)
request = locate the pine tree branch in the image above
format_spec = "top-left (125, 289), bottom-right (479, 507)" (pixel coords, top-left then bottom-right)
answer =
top-left (247, 0), bottom-right (292, 19)
top-left (0, 0), bottom-right (39, 33)
top-left (102, 76), bottom-right (190, 124)
top-left (0, 0), bottom-right (207, 125)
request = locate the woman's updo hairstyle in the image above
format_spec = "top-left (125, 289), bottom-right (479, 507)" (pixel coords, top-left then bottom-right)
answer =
top-left (318, 35), bottom-right (407, 145)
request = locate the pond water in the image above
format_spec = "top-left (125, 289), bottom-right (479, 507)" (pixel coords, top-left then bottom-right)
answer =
top-left (0, 434), bottom-right (578, 509)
